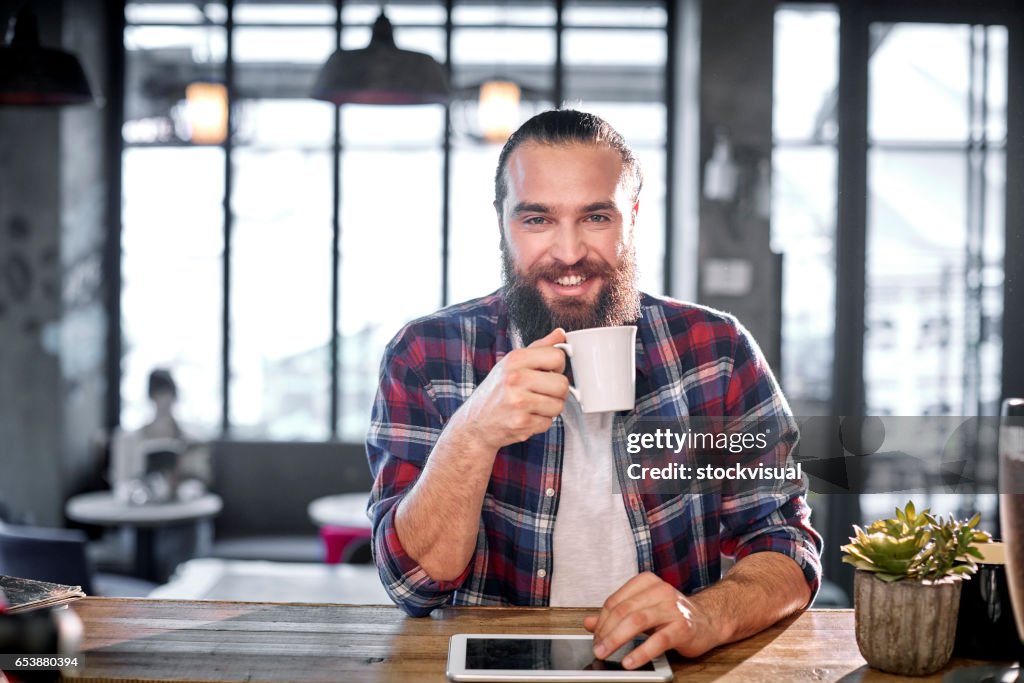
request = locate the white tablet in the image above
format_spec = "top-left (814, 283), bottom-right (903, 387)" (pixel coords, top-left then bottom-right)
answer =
top-left (446, 634), bottom-right (674, 682)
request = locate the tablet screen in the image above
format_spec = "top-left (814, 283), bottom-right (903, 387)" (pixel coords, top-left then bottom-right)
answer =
top-left (464, 638), bottom-right (655, 672)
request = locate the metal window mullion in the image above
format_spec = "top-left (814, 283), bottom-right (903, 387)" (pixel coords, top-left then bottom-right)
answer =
top-left (554, 0), bottom-right (564, 107)
top-left (963, 25), bottom-right (987, 417)
top-left (330, 0), bottom-right (344, 439)
top-left (221, 0), bottom-right (235, 437)
top-left (663, 0), bottom-right (675, 296)
top-left (106, 1), bottom-right (127, 433)
top-left (1002, 8), bottom-right (1024, 400)
top-left (825, 0), bottom-right (870, 601)
top-left (442, 0), bottom-right (453, 308)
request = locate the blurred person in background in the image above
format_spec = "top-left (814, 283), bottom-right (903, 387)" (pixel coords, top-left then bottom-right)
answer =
top-left (110, 369), bottom-right (210, 504)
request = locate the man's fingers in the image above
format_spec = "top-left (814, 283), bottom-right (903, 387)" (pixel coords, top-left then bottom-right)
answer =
top-left (527, 327), bottom-right (567, 348)
top-left (507, 347), bottom-right (566, 373)
top-left (522, 393), bottom-right (566, 419)
top-left (594, 601), bottom-right (682, 662)
top-left (592, 606), bottom-right (657, 660)
top-left (522, 370), bottom-right (570, 400)
top-left (593, 572), bottom-right (663, 639)
top-left (620, 622), bottom-right (683, 670)
top-left (583, 615), bottom-right (598, 631)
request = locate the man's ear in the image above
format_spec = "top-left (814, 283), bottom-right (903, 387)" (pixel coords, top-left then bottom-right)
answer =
top-left (631, 200), bottom-right (640, 226)
top-left (493, 199), bottom-right (503, 233)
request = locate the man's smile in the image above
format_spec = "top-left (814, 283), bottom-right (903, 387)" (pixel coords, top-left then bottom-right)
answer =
top-left (540, 273), bottom-right (600, 298)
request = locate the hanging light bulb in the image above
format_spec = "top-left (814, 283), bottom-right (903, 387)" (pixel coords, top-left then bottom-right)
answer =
top-left (478, 80), bottom-right (521, 143)
top-left (185, 82), bottom-right (228, 145)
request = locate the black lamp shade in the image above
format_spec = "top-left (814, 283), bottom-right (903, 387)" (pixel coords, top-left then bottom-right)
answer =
top-left (0, 8), bottom-right (93, 106)
top-left (311, 13), bottom-right (448, 105)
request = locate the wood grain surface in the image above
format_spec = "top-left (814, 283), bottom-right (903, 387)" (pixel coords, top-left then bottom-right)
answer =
top-left (67, 598), bottom-right (1010, 682)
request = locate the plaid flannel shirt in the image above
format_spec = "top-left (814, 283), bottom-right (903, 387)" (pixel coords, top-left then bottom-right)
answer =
top-left (366, 291), bottom-right (822, 616)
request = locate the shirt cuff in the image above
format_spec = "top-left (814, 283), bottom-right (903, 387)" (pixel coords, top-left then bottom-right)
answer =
top-left (373, 502), bottom-right (473, 617)
top-left (732, 530), bottom-right (823, 607)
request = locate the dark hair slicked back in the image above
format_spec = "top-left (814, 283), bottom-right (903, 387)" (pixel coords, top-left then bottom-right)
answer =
top-left (493, 109), bottom-right (643, 219)
top-left (148, 368), bottom-right (177, 399)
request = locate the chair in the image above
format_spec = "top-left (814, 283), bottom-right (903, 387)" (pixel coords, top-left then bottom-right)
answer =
top-left (0, 524), bottom-right (156, 597)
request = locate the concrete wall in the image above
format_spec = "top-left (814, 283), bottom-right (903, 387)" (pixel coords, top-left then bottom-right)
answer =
top-left (0, 0), bottom-right (109, 525)
top-left (695, 0), bottom-right (780, 371)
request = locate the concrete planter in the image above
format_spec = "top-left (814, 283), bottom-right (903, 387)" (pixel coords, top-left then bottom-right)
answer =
top-left (853, 570), bottom-right (962, 676)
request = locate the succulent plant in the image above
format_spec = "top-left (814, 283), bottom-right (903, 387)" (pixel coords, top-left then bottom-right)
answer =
top-left (841, 501), bottom-right (992, 583)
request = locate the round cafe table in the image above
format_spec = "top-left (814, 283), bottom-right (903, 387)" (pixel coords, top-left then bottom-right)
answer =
top-left (307, 492), bottom-right (371, 564)
top-left (66, 491), bottom-right (222, 582)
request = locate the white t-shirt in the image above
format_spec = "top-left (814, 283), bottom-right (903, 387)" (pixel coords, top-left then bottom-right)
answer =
top-left (549, 396), bottom-right (639, 606)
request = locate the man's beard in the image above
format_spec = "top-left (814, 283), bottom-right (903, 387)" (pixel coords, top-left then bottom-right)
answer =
top-left (501, 240), bottom-right (642, 346)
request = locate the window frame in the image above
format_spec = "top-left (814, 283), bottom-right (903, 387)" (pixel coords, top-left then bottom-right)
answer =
top-left (111, 0), bottom-right (673, 441)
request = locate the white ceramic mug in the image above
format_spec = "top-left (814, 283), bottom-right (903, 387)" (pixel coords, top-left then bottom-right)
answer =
top-left (554, 325), bottom-right (637, 413)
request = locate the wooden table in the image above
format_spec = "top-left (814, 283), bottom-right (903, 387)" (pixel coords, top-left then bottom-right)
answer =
top-left (65, 598), bottom-right (1014, 682)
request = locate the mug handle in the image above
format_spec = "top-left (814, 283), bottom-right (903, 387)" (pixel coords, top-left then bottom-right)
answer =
top-left (553, 343), bottom-right (583, 404)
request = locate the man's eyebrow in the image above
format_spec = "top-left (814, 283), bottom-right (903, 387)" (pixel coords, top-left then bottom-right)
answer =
top-left (582, 201), bottom-right (619, 213)
top-left (510, 202), bottom-right (551, 215)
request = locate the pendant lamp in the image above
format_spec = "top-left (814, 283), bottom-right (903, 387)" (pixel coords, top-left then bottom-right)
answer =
top-left (0, 6), bottom-right (93, 106)
top-left (311, 11), bottom-right (448, 105)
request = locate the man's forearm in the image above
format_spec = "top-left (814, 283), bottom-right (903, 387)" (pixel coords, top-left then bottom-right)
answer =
top-left (393, 415), bottom-right (497, 582)
top-left (690, 551), bottom-right (811, 646)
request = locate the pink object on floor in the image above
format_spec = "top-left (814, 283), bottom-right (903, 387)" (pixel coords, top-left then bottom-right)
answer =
top-left (319, 525), bottom-right (371, 564)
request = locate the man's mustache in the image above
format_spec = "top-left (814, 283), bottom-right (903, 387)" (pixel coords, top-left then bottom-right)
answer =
top-left (518, 258), bottom-right (614, 284)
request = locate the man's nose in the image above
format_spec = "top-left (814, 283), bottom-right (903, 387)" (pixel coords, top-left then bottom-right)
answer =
top-left (549, 225), bottom-right (587, 264)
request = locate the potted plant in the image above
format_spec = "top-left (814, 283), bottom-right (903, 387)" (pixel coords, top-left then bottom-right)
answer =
top-left (841, 501), bottom-right (992, 676)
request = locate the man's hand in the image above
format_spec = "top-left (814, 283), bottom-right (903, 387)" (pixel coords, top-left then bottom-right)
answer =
top-left (583, 573), bottom-right (725, 670)
top-left (583, 555), bottom-right (811, 669)
top-left (453, 328), bottom-right (570, 449)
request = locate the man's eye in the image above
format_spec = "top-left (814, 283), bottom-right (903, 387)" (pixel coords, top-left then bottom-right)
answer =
top-left (587, 214), bottom-right (610, 222)
top-left (523, 216), bottom-right (547, 225)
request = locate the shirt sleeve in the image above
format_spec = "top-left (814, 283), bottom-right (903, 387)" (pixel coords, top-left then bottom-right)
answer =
top-left (365, 327), bottom-right (473, 617)
top-left (717, 320), bottom-right (823, 603)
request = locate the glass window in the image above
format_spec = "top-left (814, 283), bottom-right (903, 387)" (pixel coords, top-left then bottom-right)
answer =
top-left (338, 145), bottom-right (445, 440)
top-left (121, 148), bottom-right (224, 437)
top-left (865, 23), bottom-right (1007, 418)
top-left (124, 25), bottom-right (227, 145)
top-left (235, 100), bottom-right (335, 147)
top-left (449, 144), bottom-right (505, 304)
top-left (772, 8), bottom-right (838, 143)
top-left (771, 6), bottom-right (839, 415)
top-left (868, 23), bottom-right (971, 144)
top-left (234, 3), bottom-right (335, 25)
top-left (122, 1), bottom-right (670, 441)
top-left (452, 28), bottom-right (557, 65)
top-left (563, 1), bottom-right (666, 28)
top-left (230, 148), bottom-right (333, 440)
top-left (234, 27), bottom-right (336, 64)
top-left (126, 3), bottom-right (225, 25)
top-left (343, 2), bottom-right (446, 26)
top-left (452, 3), bottom-right (556, 26)
top-left (562, 29), bottom-right (666, 67)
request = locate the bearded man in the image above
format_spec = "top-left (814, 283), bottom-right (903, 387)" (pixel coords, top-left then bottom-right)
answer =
top-left (366, 110), bottom-right (822, 669)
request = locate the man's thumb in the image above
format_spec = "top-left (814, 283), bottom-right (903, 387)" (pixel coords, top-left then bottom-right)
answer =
top-left (528, 327), bottom-right (567, 348)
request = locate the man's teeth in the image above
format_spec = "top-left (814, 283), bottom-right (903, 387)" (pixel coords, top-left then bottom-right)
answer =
top-left (554, 275), bottom-right (587, 286)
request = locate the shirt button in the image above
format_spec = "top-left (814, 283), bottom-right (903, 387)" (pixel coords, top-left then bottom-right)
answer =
top-left (537, 569), bottom-right (547, 578)
top-left (545, 488), bottom-right (555, 497)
